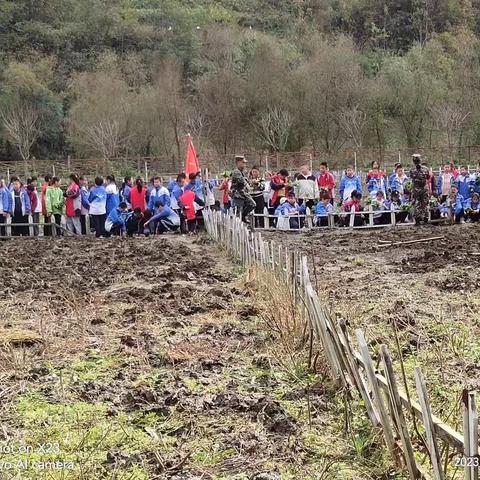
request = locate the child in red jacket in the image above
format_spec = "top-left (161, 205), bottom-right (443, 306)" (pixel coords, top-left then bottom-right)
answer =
top-left (343, 190), bottom-right (364, 227)
top-left (179, 189), bottom-right (198, 235)
top-left (218, 171), bottom-right (232, 211)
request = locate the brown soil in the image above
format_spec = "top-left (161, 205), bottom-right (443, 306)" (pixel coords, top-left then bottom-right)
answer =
top-left (264, 224), bottom-right (480, 420)
top-left (0, 235), bottom-right (384, 479)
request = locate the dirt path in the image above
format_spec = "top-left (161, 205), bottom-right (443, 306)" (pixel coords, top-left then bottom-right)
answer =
top-left (0, 235), bottom-right (399, 479)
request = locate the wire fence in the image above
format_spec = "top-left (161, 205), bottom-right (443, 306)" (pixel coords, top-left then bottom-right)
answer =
top-left (3, 145), bottom-right (480, 180)
top-left (202, 208), bottom-right (478, 480)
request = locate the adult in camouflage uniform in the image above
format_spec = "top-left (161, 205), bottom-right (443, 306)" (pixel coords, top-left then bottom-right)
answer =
top-left (230, 155), bottom-right (256, 222)
top-left (409, 154), bottom-right (430, 225)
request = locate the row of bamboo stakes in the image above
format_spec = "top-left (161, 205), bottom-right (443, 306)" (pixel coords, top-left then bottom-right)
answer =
top-left (203, 208), bottom-right (479, 480)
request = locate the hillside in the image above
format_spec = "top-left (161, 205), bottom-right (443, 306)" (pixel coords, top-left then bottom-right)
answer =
top-left (1, 0), bottom-right (480, 163)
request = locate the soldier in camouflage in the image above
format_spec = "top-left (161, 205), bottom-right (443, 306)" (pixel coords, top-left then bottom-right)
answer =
top-left (230, 155), bottom-right (256, 222)
top-left (409, 154), bottom-right (430, 225)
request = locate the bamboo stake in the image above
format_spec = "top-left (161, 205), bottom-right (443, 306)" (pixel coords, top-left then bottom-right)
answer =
top-left (414, 367), bottom-right (445, 480)
top-left (463, 390), bottom-right (479, 480)
top-left (378, 236), bottom-right (444, 248)
top-left (380, 344), bottom-right (421, 479)
top-left (468, 392), bottom-right (478, 480)
top-left (337, 322), bottom-right (380, 426)
top-left (356, 329), bottom-right (398, 460)
top-left (463, 390), bottom-right (472, 480)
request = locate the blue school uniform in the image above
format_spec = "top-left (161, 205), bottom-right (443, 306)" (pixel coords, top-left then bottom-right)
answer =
top-left (339, 175), bottom-right (362, 202)
top-left (440, 194), bottom-right (466, 216)
top-left (8, 189), bottom-right (31, 215)
top-left (367, 176), bottom-right (387, 197)
top-left (0, 186), bottom-right (11, 213)
top-left (105, 184), bottom-right (119, 215)
top-left (150, 206), bottom-right (181, 226)
top-left (456, 174), bottom-right (474, 200)
top-left (88, 186), bottom-right (107, 215)
top-left (315, 202), bottom-right (333, 217)
top-left (148, 186), bottom-right (171, 211)
top-left (105, 207), bottom-right (128, 232)
top-left (274, 202), bottom-right (306, 216)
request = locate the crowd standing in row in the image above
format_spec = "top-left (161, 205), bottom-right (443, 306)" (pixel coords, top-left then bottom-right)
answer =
top-left (226, 154), bottom-right (480, 229)
top-left (1, 154), bottom-right (479, 236)
top-left (0, 172), bottom-right (215, 237)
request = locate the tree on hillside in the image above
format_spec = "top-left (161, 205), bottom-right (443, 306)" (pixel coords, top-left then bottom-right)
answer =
top-left (254, 107), bottom-right (292, 152)
top-left (67, 71), bottom-right (133, 159)
top-left (430, 103), bottom-right (471, 148)
top-left (379, 44), bottom-right (443, 147)
top-left (0, 58), bottom-right (63, 158)
top-left (336, 106), bottom-right (368, 148)
top-left (77, 120), bottom-right (128, 160)
top-left (153, 62), bottom-right (187, 160)
top-left (184, 110), bottom-right (212, 153)
top-left (1, 101), bottom-right (41, 161)
top-left (300, 36), bottom-right (366, 151)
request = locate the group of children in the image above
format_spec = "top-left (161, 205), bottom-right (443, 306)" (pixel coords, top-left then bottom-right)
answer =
top-left (0, 172), bottom-right (210, 237)
top-left (254, 161), bottom-right (480, 228)
top-left (2, 160), bottom-right (479, 237)
top-left (334, 161), bottom-right (480, 226)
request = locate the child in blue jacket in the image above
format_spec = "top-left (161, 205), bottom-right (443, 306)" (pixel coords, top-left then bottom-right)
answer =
top-left (456, 166), bottom-right (474, 201)
top-left (9, 179), bottom-right (31, 236)
top-left (440, 185), bottom-right (466, 223)
top-left (465, 192), bottom-right (480, 222)
top-left (144, 201), bottom-right (180, 234)
top-left (105, 175), bottom-right (119, 215)
top-left (88, 176), bottom-right (107, 237)
top-left (274, 194), bottom-right (306, 229)
top-left (339, 166), bottom-right (362, 203)
top-left (105, 202), bottom-right (129, 236)
top-left (315, 194), bottom-right (333, 227)
top-left (0, 178), bottom-right (10, 236)
top-left (148, 177), bottom-right (171, 211)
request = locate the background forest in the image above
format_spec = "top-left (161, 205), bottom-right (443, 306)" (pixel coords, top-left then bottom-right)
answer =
top-left (1, 0), bottom-right (480, 162)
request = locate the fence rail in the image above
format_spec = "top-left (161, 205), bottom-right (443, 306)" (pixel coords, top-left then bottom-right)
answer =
top-left (0, 220), bottom-right (76, 238)
top-left (248, 205), bottom-right (449, 231)
top-left (202, 208), bottom-right (478, 480)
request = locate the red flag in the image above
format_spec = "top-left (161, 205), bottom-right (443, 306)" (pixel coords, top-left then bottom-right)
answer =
top-left (185, 134), bottom-right (200, 176)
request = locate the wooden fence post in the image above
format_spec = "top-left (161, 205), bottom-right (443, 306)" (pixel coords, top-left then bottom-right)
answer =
top-left (380, 344), bottom-right (421, 479)
top-left (414, 367), bottom-right (445, 480)
top-left (201, 203), bottom-right (470, 477)
top-left (368, 204), bottom-right (374, 227)
top-left (469, 392), bottom-right (478, 480)
top-left (390, 204), bottom-right (396, 227)
top-left (328, 211), bottom-right (334, 229)
top-left (306, 207), bottom-right (313, 229)
top-left (349, 205), bottom-right (355, 228)
top-left (463, 390), bottom-right (479, 480)
top-left (263, 207), bottom-right (270, 229)
top-left (356, 329), bottom-right (397, 459)
top-left (337, 322), bottom-right (380, 426)
top-left (270, 240), bottom-right (275, 271)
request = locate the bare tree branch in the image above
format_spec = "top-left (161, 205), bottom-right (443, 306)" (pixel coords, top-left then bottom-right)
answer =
top-left (254, 107), bottom-right (292, 152)
top-left (184, 111), bottom-right (212, 151)
top-left (336, 105), bottom-right (367, 148)
top-left (430, 103), bottom-right (471, 148)
top-left (76, 120), bottom-right (129, 160)
top-left (1, 102), bottom-right (41, 161)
